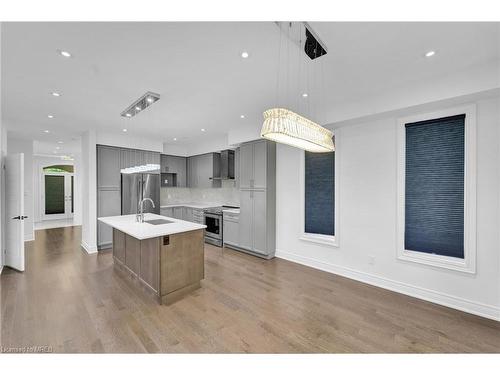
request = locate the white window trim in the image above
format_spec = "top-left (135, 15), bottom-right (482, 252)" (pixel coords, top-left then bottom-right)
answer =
top-left (299, 130), bottom-right (340, 248)
top-left (396, 104), bottom-right (477, 274)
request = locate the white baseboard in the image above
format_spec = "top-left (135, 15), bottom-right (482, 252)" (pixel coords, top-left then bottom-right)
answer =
top-left (0, 266), bottom-right (3, 275)
top-left (276, 249), bottom-right (500, 322)
top-left (81, 240), bottom-right (98, 254)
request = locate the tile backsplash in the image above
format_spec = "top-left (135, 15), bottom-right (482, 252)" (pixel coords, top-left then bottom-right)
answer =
top-left (160, 179), bottom-right (239, 206)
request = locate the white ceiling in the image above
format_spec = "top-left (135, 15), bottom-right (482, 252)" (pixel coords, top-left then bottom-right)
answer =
top-left (2, 22), bottom-right (499, 149)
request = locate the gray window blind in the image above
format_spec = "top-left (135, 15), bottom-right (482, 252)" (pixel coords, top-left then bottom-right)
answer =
top-left (405, 114), bottom-right (465, 259)
top-left (305, 151), bottom-right (335, 236)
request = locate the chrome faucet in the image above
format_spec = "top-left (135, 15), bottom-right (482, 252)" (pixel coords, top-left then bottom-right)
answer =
top-left (136, 198), bottom-right (155, 223)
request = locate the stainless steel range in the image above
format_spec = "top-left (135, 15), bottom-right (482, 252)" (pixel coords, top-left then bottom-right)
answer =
top-left (204, 205), bottom-right (239, 247)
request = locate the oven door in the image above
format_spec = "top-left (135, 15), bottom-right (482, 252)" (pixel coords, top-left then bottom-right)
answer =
top-left (204, 213), bottom-right (222, 239)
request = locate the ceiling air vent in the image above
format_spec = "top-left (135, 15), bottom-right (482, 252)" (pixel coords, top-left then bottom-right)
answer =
top-left (121, 91), bottom-right (160, 118)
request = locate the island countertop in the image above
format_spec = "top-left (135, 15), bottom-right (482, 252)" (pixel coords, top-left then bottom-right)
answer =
top-left (98, 213), bottom-right (206, 240)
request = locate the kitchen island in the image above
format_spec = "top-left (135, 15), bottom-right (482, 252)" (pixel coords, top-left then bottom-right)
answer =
top-left (98, 213), bottom-right (206, 305)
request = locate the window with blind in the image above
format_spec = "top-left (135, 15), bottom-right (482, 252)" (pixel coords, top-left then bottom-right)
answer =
top-left (304, 151), bottom-right (335, 237)
top-left (404, 114), bottom-right (465, 258)
top-left (398, 106), bottom-right (477, 273)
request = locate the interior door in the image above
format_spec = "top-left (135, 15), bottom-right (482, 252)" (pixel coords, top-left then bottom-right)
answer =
top-left (5, 153), bottom-right (25, 272)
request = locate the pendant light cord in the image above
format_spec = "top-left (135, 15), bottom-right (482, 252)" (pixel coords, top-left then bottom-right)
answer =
top-left (275, 23), bottom-right (282, 108)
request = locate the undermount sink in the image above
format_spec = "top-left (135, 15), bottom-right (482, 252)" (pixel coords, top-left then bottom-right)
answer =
top-left (144, 219), bottom-right (174, 225)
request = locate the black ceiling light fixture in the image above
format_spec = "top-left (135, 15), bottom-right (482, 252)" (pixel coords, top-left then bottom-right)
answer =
top-left (121, 91), bottom-right (160, 118)
top-left (304, 26), bottom-right (327, 60)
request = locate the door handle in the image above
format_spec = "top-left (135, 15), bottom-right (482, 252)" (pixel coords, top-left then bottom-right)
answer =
top-left (12, 216), bottom-right (28, 220)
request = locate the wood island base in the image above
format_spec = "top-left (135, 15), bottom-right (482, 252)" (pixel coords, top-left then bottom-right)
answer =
top-left (112, 228), bottom-right (205, 305)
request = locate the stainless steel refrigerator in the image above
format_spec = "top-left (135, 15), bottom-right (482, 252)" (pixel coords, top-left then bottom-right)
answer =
top-left (121, 173), bottom-right (160, 215)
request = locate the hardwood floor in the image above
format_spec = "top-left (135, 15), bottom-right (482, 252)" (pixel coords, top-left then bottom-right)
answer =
top-left (2, 226), bottom-right (500, 353)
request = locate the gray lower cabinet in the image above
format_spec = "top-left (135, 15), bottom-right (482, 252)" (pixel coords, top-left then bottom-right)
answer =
top-left (238, 191), bottom-right (253, 251)
top-left (173, 207), bottom-right (183, 220)
top-left (184, 207), bottom-right (193, 222)
top-left (97, 189), bottom-right (121, 248)
top-left (192, 208), bottom-right (204, 224)
top-left (223, 212), bottom-right (239, 248)
top-left (160, 207), bottom-right (173, 217)
top-left (97, 145), bottom-right (121, 249)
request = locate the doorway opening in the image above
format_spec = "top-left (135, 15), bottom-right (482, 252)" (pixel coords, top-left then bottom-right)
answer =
top-left (37, 164), bottom-right (75, 229)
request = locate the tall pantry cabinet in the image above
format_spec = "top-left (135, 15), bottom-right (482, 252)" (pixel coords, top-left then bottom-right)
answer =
top-left (233, 140), bottom-right (276, 258)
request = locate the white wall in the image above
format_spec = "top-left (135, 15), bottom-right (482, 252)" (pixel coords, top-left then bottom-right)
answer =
top-left (276, 94), bottom-right (500, 321)
top-left (80, 130), bottom-right (97, 253)
top-left (73, 152), bottom-right (82, 225)
top-left (0, 22), bottom-right (3, 271)
top-left (7, 137), bottom-right (34, 241)
top-left (97, 130), bottom-right (163, 152)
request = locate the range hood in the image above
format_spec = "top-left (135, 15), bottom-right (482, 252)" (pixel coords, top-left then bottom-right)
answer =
top-left (219, 150), bottom-right (235, 180)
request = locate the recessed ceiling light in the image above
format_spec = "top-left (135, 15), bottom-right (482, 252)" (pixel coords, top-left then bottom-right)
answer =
top-left (47, 115), bottom-right (54, 119)
top-left (241, 51), bottom-right (249, 59)
top-left (135, 106), bottom-right (141, 111)
top-left (125, 113), bottom-right (132, 118)
top-left (201, 128), bottom-right (206, 132)
top-left (146, 97), bottom-right (154, 103)
top-left (51, 92), bottom-right (61, 97)
top-left (122, 128), bottom-right (128, 132)
top-left (56, 147), bottom-right (60, 150)
top-left (44, 130), bottom-right (50, 133)
top-left (173, 138), bottom-right (177, 141)
top-left (425, 50), bottom-right (436, 57)
top-left (302, 93), bottom-right (308, 98)
top-left (57, 141), bottom-right (63, 144)
top-left (53, 151), bottom-right (58, 154)
top-left (240, 115), bottom-right (245, 119)
top-left (59, 50), bottom-right (72, 58)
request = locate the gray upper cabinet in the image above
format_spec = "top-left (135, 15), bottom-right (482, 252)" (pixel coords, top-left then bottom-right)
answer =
top-left (234, 147), bottom-right (240, 189)
top-left (161, 155), bottom-right (187, 187)
top-left (121, 148), bottom-right (160, 171)
top-left (144, 151), bottom-right (160, 166)
top-left (239, 143), bottom-right (254, 189)
top-left (187, 153), bottom-right (221, 188)
top-left (240, 140), bottom-right (269, 190)
top-left (120, 148), bottom-right (142, 169)
top-left (98, 146), bottom-right (121, 189)
top-left (253, 141), bottom-right (267, 189)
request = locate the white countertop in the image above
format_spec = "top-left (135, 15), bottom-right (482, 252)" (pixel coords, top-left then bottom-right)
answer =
top-left (222, 208), bottom-right (240, 214)
top-left (98, 213), bottom-right (206, 240)
top-left (160, 202), bottom-right (222, 209)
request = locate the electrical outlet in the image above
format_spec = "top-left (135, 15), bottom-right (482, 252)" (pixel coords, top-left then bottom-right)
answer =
top-left (368, 256), bottom-right (375, 265)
